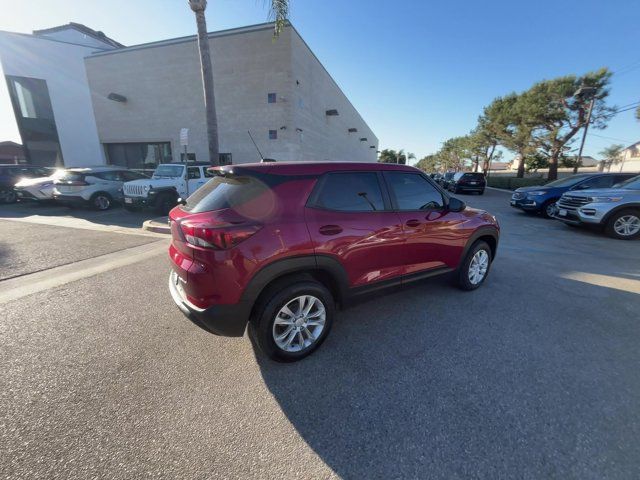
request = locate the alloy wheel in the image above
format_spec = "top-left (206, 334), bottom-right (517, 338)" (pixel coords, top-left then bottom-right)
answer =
top-left (272, 295), bottom-right (326, 353)
top-left (545, 202), bottom-right (556, 217)
top-left (94, 195), bottom-right (110, 210)
top-left (613, 214), bottom-right (640, 237)
top-left (468, 249), bottom-right (489, 285)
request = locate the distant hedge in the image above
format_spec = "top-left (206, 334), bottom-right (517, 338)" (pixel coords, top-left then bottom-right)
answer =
top-left (487, 177), bottom-right (546, 190)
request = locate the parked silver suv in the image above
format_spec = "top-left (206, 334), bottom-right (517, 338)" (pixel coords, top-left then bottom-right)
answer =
top-left (53, 167), bottom-right (148, 210)
top-left (554, 174), bottom-right (640, 239)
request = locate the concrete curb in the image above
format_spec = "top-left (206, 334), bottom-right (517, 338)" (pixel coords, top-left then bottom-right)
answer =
top-left (142, 217), bottom-right (170, 234)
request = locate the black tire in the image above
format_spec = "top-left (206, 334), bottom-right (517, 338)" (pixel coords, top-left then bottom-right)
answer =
top-left (478, 189), bottom-right (485, 195)
top-left (90, 192), bottom-right (112, 210)
top-left (457, 240), bottom-right (492, 291)
top-left (541, 199), bottom-right (558, 219)
top-left (249, 278), bottom-right (335, 362)
top-left (604, 209), bottom-right (640, 240)
top-left (155, 193), bottom-right (176, 215)
top-left (1, 189), bottom-right (17, 204)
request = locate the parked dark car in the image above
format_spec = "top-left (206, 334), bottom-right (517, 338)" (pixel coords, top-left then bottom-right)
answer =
top-left (168, 162), bottom-right (500, 361)
top-left (448, 172), bottom-right (486, 195)
top-left (510, 172), bottom-right (637, 218)
top-left (0, 164), bottom-right (54, 203)
top-left (439, 172), bottom-right (455, 189)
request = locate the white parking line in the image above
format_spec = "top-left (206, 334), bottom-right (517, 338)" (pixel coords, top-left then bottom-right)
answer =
top-left (0, 240), bottom-right (169, 305)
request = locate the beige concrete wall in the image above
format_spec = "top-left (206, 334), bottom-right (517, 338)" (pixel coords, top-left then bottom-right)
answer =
top-left (85, 24), bottom-right (378, 165)
top-left (86, 25), bottom-right (292, 165)
top-left (290, 30), bottom-right (378, 162)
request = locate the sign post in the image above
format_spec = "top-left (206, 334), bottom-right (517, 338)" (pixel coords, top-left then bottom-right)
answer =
top-left (180, 128), bottom-right (189, 197)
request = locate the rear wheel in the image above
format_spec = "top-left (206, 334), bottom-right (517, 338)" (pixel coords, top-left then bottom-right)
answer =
top-left (90, 192), bottom-right (112, 210)
top-left (249, 279), bottom-right (335, 362)
top-left (605, 209), bottom-right (640, 240)
top-left (457, 240), bottom-right (492, 291)
top-left (0, 189), bottom-right (17, 204)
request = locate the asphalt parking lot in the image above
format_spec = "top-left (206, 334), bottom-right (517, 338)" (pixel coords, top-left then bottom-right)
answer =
top-left (1, 190), bottom-right (639, 479)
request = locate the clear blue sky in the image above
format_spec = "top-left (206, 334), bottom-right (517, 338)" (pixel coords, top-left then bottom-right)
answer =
top-left (1, 0), bottom-right (639, 160)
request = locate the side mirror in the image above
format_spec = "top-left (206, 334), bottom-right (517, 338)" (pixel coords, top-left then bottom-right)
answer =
top-left (176, 197), bottom-right (186, 205)
top-left (448, 197), bottom-right (466, 212)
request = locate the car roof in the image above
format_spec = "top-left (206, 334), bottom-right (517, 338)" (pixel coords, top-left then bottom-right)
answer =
top-left (66, 166), bottom-right (122, 173)
top-left (215, 161), bottom-right (421, 176)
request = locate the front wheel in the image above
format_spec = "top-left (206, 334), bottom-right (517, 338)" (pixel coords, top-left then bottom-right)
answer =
top-left (0, 189), bottom-right (17, 204)
top-left (605, 209), bottom-right (640, 240)
top-left (457, 240), bottom-right (492, 291)
top-left (540, 199), bottom-right (558, 219)
top-left (250, 279), bottom-right (335, 361)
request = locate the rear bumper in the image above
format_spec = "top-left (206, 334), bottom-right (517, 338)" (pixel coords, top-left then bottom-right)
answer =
top-left (455, 184), bottom-right (485, 192)
top-left (168, 270), bottom-right (249, 337)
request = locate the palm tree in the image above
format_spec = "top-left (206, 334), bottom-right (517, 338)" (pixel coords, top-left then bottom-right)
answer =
top-left (188, 0), bottom-right (290, 166)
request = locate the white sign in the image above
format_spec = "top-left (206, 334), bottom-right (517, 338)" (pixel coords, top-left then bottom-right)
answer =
top-left (179, 128), bottom-right (189, 146)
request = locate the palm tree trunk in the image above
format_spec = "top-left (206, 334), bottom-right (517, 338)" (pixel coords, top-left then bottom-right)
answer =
top-left (190, 1), bottom-right (219, 165)
top-left (548, 150), bottom-right (559, 181)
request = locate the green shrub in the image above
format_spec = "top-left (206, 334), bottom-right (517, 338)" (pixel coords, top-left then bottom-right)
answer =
top-left (487, 177), bottom-right (546, 190)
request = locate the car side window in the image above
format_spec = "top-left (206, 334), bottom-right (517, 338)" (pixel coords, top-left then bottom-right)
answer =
top-left (203, 168), bottom-right (216, 178)
top-left (187, 167), bottom-right (201, 179)
top-left (385, 172), bottom-right (445, 211)
top-left (578, 176), bottom-right (614, 190)
top-left (121, 171), bottom-right (143, 181)
top-left (95, 171), bottom-right (122, 181)
top-left (311, 172), bottom-right (385, 212)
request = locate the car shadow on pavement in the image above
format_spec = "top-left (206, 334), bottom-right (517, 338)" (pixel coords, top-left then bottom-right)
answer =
top-left (252, 271), bottom-right (640, 478)
top-left (0, 201), bottom-right (158, 230)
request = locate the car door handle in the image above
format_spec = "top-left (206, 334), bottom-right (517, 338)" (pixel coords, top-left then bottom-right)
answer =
top-left (405, 219), bottom-right (421, 228)
top-left (319, 225), bottom-right (343, 235)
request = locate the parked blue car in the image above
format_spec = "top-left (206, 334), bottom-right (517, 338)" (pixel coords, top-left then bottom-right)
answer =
top-left (509, 172), bottom-right (637, 218)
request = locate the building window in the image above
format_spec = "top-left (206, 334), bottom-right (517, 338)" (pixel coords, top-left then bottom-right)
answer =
top-left (219, 153), bottom-right (232, 165)
top-left (5, 75), bottom-right (63, 167)
top-left (268, 93), bottom-right (276, 104)
top-left (105, 142), bottom-right (172, 172)
top-left (269, 130), bottom-right (277, 140)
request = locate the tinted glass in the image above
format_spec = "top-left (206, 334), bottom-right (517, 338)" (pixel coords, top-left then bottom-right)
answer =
top-left (183, 173), bottom-right (270, 214)
top-left (462, 173), bottom-right (485, 180)
top-left (386, 172), bottom-right (444, 210)
top-left (187, 167), bottom-right (201, 179)
top-left (577, 176), bottom-right (615, 189)
top-left (312, 172), bottom-right (384, 211)
top-left (153, 165), bottom-right (183, 178)
top-left (94, 171), bottom-right (122, 181)
top-left (616, 175), bottom-right (640, 190)
top-left (58, 172), bottom-right (85, 182)
top-left (121, 171), bottom-right (147, 181)
top-left (545, 174), bottom-right (592, 188)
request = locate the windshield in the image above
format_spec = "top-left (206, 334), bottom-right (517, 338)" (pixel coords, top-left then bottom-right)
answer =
top-left (153, 165), bottom-right (184, 178)
top-left (614, 175), bottom-right (640, 190)
top-left (544, 174), bottom-right (592, 188)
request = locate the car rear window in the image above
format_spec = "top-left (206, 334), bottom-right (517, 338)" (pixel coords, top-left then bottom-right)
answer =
top-left (182, 172), bottom-right (271, 214)
top-left (462, 173), bottom-right (484, 180)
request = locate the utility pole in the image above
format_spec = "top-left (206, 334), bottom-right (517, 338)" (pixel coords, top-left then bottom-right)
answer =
top-left (574, 86), bottom-right (597, 174)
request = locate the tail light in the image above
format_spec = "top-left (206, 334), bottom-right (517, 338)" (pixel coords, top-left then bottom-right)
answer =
top-left (180, 221), bottom-right (261, 250)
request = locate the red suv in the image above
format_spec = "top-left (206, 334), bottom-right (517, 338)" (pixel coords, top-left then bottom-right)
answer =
top-left (168, 162), bottom-right (499, 361)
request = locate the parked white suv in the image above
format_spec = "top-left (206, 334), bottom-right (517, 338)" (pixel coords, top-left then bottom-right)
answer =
top-left (53, 167), bottom-right (148, 210)
top-left (554, 174), bottom-right (640, 239)
top-left (122, 162), bottom-right (213, 214)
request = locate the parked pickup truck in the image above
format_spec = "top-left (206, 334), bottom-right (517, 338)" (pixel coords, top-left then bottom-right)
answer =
top-left (122, 162), bottom-right (213, 214)
top-left (553, 174), bottom-right (640, 239)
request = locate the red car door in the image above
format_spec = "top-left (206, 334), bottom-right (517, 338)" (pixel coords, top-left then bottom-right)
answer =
top-left (305, 171), bottom-right (405, 288)
top-left (383, 171), bottom-right (468, 276)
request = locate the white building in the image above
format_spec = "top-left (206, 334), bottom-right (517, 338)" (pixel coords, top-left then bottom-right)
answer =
top-left (0, 23), bottom-right (121, 166)
top-left (617, 141), bottom-right (640, 173)
top-left (0, 22), bottom-right (378, 169)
